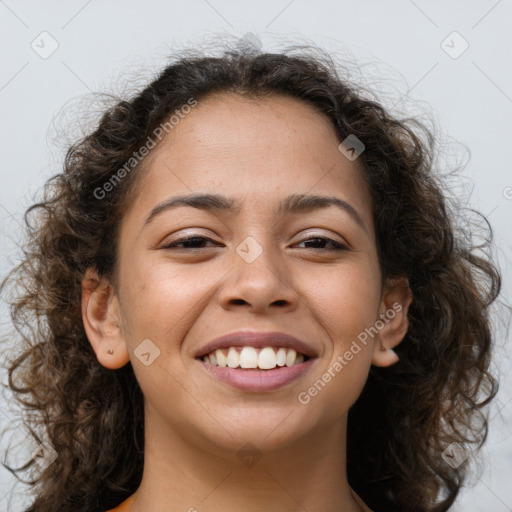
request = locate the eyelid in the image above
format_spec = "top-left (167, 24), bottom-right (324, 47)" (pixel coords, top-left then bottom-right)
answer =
top-left (295, 230), bottom-right (349, 246)
top-left (159, 228), bottom-right (219, 245)
top-left (161, 234), bottom-right (350, 253)
top-left (158, 228), bottom-right (351, 250)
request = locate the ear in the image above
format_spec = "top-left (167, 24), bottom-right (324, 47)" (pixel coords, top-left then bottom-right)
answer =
top-left (371, 276), bottom-right (413, 367)
top-left (81, 268), bottom-right (130, 369)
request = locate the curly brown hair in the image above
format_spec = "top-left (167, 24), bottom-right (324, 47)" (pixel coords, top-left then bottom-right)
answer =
top-left (0, 42), bottom-right (503, 512)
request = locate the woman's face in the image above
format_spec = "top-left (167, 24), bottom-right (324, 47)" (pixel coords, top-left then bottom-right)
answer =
top-left (89, 93), bottom-right (408, 458)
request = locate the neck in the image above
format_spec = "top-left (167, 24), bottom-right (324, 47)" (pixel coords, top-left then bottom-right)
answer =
top-left (129, 404), bottom-right (365, 512)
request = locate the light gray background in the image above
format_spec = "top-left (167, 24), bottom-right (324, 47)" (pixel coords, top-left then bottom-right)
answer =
top-left (1, 1), bottom-right (511, 510)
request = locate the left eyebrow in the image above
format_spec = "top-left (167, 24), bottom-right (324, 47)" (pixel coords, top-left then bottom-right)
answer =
top-left (143, 192), bottom-right (369, 234)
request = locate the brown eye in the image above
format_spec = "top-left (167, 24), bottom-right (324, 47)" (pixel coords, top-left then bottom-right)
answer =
top-left (162, 236), bottom-right (221, 249)
top-left (294, 236), bottom-right (348, 251)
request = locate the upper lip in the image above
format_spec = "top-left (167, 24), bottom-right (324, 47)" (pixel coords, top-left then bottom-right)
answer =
top-left (195, 330), bottom-right (318, 359)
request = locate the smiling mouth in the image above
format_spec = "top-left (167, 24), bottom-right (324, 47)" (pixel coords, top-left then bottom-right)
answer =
top-left (197, 346), bottom-right (310, 370)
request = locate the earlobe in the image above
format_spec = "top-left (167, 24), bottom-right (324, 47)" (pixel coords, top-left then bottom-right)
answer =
top-left (81, 268), bottom-right (130, 369)
top-left (371, 276), bottom-right (413, 368)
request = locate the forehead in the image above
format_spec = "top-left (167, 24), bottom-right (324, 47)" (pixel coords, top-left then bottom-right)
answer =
top-left (155, 92), bottom-right (340, 161)
top-left (125, 92), bottom-right (373, 232)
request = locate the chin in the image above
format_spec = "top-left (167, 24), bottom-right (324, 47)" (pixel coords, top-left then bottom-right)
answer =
top-left (195, 410), bottom-right (316, 454)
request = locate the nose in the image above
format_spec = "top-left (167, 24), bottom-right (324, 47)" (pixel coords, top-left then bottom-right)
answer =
top-left (216, 236), bottom-right (299, 314)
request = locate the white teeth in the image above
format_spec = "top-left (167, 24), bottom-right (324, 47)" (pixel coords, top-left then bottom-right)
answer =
top-left (239, 347), bottom-right (258, 368)
top-left (203, 346), bottom-right (308, 369)
top-left (285, 349), bottom-right (297, 367)
top-left (215, 348), bottom-right (227, 367)
top-left (227, 347), bottom-right (240, 368)
top-left (258, 347), bottom-right (277, 369)
top-left (276, 347), bottom-right (287, 366)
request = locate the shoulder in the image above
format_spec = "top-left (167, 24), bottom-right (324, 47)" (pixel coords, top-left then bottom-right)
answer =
top-left (105, 494), bottom-right (135, 512)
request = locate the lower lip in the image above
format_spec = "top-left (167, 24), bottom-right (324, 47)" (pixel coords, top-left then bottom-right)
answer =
top-left (197, 358), bottom-right (315, 392)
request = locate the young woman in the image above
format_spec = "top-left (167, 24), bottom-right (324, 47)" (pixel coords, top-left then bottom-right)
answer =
top-left (2, 44), bottom-right (502, 512)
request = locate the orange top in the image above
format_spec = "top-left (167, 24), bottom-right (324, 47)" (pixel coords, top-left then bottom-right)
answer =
top-left (105, 492), bottom-right (373, 511)
top-left (106, 494), bottom-right (135, 512)
top-left (105, 490), bottom-right (373, 511)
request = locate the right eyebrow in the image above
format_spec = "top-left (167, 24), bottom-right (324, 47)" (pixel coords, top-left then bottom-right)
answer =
top-left (143, 193), bottom-right (243, 227)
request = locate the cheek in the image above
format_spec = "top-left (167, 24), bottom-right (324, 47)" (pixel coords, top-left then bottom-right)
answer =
top-left (298, 272), bottom-right (378, 415)
top-left (295, 260), bottom-right (379, 410)
top-left (117, 261), bottom-right (213, 411)
top-left (118, 256), bottom-right (221, 350)
top-left (306, 260), bottom-right (381, 350)
top-left (115, 231), bottom-right (184, 339)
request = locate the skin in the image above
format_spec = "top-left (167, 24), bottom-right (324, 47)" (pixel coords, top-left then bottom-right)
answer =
top-left (82, 93), bottom-right (413, 512)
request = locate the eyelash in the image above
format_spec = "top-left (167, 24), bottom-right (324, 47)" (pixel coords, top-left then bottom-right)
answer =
top-left (161, 235), bottom-right (348, 251)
